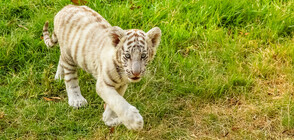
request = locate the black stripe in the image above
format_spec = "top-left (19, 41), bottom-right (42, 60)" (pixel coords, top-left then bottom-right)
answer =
top-left (60, 8), bottom-right (78, 44)
top-left (65, 77), bottom-right (78, 83)
top-left (113, 60), bottom-right (122, 80)
top-left (100, 24), bottom-right (107, 29)
top-left (115, 50), bottom-right (122, 65)
top-left (73, 25), bottom-right (82, 63)
top-left (62, 11), bottom-right (79, 47)
top-left (127, 41), bottom-right (134, 45)
top-left (82, 24), bottom-right (98, 72)
top-left (73, 22), bottom-right (93, 63)
top-left (61, 64), bottom-right (76, 71)
top-left (64, 71), bottom-right (76, 75)
top-left (139, 40), bottom-right (145, 45)
top-left (127, 32), bottom-right (132, 35)
top-left (52, 32), bottom-right (58, 43)
top-left (139, 32), bottom-right (145, 37)
top-left (61, 55), bottom-right (76, 67)
top-left (128, 34), bottom-right (136, 40)
top-left (104, 79), bottom-right (115, 88)
top-left (127, 45), bottom-right (133, 49)
top-left (82, 7), bottom-right (100, 18)
top-left (70, 85), bottom-right (79, 89)
top-left (65, 48), bottom-right (75, 65)
top-left (141, 36), bottom-right (145, 40)
top-left (65, 14), bottom-right (85, 57)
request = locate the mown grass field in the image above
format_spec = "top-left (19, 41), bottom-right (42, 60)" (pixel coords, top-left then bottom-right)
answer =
top-left (1, 0), bottom-right (294, 139)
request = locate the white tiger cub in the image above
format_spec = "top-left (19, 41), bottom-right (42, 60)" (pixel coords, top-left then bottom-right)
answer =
top-left (42, 5), bottom-right (161, 130)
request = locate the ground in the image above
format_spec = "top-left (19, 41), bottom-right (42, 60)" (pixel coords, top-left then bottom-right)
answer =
top-left (0, 0), bottom-right (294, 139)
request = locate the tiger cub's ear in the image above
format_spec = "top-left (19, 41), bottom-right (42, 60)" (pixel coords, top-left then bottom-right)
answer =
top-left (146, 27), bottom-right (162, 60)
top-left (109, 26), bottom-right (126, 47)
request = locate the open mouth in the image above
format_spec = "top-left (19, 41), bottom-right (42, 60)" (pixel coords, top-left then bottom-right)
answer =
top-left (130, 77), bottom-right (140, 80)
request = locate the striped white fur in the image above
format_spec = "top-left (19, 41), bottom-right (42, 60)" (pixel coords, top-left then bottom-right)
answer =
top-left (42, 5), bottom-right (161, 130)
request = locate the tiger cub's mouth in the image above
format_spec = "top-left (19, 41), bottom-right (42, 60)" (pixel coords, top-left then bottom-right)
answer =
top-left (129, 77), bottom-right (141, 82)
top-left (131, 77), bottom-right (140, 80)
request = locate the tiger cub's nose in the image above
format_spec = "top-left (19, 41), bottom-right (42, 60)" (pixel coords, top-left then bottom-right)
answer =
top-left (132, 71), bottom-right (140, 77)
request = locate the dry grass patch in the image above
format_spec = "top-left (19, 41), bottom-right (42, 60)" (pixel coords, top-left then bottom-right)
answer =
top-left (188, 97), bottom-right (293, 139)
top-left (185, 46), bottom-right (294, 139)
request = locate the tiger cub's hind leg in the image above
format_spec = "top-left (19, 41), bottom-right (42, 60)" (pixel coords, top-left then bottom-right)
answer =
top-left (103, 105), bottom-right (121, 126)
top-left (61, 58), bottom-right (88, 108)
top-left (55, 57), bottom-right (64, 80)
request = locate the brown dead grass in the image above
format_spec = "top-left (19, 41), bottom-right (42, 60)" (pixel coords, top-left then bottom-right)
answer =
top-left (251, 47), bottom-right (294, 97)
top-left (188, 99), bottom-right (288, 139)
top-left (186, 47), bottom-right (294, 139)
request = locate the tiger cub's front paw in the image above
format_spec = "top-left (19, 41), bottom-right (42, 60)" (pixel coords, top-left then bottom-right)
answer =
top-left (120, 106), bottom-right (143, 130)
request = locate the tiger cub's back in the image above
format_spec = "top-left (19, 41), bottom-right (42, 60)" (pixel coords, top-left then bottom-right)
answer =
top-left (53, 5), bottom-right (112, 73)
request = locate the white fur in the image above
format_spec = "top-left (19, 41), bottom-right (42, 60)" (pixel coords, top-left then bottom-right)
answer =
top-left (43, 5), bottom-right (161, 130)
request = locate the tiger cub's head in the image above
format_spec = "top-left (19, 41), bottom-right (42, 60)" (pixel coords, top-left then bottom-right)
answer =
top-left (110, 26), bottom-right (161, 82)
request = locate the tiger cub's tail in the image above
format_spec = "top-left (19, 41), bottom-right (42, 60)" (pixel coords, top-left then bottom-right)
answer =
top-left (43, 21), bottom-right (58, 48)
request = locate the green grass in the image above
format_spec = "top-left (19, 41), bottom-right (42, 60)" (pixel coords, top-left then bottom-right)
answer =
top-left (1, 0), bottom-right (294, 139)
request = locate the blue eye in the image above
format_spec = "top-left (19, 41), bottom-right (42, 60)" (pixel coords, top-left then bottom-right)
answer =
top-left (125, 54), bottom-right (131, 59)
top-left (141, 53), bottom-right (146, 58)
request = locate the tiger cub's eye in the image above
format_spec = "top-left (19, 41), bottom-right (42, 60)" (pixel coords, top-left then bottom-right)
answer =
top-left (141, 53), bottom-right (146, 58)
top-left (125, 54), bottom-right (131, 59)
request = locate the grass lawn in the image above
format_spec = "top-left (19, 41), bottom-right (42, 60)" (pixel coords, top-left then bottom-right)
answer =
top-left (1, 0), bottom-right (294, 139)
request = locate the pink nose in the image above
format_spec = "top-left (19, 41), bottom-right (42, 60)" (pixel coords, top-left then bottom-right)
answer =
top-left (132, 71), bottom-right (140, 77)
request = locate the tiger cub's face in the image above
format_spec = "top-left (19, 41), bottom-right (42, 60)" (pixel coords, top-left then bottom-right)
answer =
top-left (110, 27), bottom-right (162, 82)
